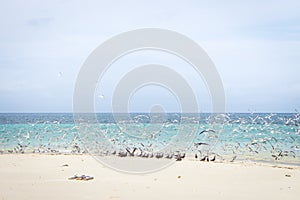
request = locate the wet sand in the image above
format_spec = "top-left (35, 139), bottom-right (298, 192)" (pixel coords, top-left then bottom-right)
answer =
top-left (0, 154), bottom-right (299, 200)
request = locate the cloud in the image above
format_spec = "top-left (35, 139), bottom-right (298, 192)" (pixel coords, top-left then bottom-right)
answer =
top-left (0, 0), bottom-right (299, 112)
top-left (27, 17), bottom-right (53, 27)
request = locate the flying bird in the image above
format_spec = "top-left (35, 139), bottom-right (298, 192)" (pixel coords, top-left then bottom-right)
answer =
top-left (199, 129), bottom-right (216, 135)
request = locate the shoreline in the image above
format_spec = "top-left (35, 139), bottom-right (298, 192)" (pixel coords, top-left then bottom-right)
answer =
top-left (1, 151), bottom-right (300, 167)
top-left (0, 154), bottom-right (299, 200)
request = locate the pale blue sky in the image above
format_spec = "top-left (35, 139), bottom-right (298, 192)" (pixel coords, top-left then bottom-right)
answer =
top-left (0, 0), bottom-right (299, 113)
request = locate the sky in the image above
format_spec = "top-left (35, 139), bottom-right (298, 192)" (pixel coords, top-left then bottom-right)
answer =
top-left (0, 0), bottom-right (299, 113)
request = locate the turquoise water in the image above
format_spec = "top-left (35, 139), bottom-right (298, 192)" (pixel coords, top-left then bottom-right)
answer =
top-left (0, 113), bottom-right (299, 164)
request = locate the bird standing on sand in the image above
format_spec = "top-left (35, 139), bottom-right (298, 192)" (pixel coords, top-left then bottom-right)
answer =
top-left (155, 153), bottom-right (164, 159)
top-left (230, 155), bottom-right (237, 162)
top-left (118, 151), bottom-right (127, 157)
top-left (126, 147), bottom-right (137, 156)
top-left (200, 156), bottom-right (208, 161)
top-left (210, 155), bottom-right (216, 162)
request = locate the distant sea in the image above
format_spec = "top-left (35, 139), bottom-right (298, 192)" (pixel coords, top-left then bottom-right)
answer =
top-left (0, 113), bottom-right (299, 164)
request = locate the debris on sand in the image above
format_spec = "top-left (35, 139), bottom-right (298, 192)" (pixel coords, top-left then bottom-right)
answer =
top-left (68, 175), bottom-right (94, 181)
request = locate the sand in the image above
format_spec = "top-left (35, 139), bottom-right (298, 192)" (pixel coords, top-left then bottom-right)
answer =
top-left (0, 154), bottom-right (299, 200)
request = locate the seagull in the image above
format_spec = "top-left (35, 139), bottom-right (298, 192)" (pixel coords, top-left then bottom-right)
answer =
top-left (174, 153), bottom-right (185, 161)
top-left (272, 154), bottom-right (279, 160)
top-left (126, 147), bottom-right (137, 156)
top-left (136, 148), bottom-right (143, 157)
top-left (165, 153), bottom-right (173, 159)
top-left (98, 94), bottom-right (105, 100)
top-left (199, 130), bottom-right (216, 135)
top-left (142, 152), bottom-right (149, 158)
top-left (290, 151), bottom-right (296, 158)
top-left (200, 156), bottom-right (208, 161)
top-left (230, 155), bottom-right (237, 162)
top-left (118, 151), bottom-right (127, 157)
top-left (155, 153), bottom-right (164, 159)
top-left (194, 142), bottom-right (209, 148)
top-left (210, 156), bottom-right (216, 162)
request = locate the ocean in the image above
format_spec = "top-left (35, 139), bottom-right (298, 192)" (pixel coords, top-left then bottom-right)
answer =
top-left (0, 113), bottom-right (299, 165)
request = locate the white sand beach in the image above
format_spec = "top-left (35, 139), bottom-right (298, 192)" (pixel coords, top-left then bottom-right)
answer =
top-left (0, 154), bottom-right (299, 200)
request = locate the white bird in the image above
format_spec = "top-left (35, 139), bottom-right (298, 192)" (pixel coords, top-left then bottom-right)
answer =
top-left (98, 94), bottom-right (105, 100)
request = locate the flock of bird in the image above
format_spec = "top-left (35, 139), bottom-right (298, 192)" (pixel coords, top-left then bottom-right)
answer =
top-left (0, 113), bottom-right (299, 163)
